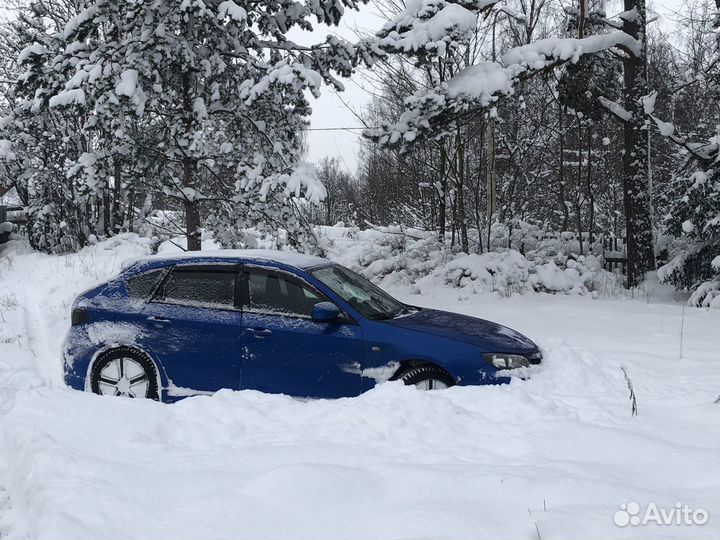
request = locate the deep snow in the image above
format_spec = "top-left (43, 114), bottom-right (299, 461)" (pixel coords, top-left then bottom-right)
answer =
top-left (1, 235), bottom-right (719, 539)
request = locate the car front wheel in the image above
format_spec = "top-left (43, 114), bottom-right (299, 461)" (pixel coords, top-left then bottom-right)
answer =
top-left (90, 347), bottom-right (159, 400)
top-left (396, 365), bottom-right (455, 390)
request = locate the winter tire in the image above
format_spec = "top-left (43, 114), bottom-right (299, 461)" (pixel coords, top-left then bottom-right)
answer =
top-left (396, 365), bottom-right (455, 390)
top-left (90, 347), bottom-right (159, 400)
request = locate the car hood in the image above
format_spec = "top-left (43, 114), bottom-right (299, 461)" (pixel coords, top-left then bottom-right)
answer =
top-left (386, 308), bottom-right (538, 354)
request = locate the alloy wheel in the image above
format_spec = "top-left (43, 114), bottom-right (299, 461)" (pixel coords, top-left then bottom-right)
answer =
top-left (96, 357), bottom-right (150, 398)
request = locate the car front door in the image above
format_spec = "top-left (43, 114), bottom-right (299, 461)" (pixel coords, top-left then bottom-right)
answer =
top-left (141, 265), bottom-right (243, 397)
top-left (239, 267), bottom-right (365, 398)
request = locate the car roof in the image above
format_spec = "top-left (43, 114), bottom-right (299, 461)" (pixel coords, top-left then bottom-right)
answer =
top-left (126, 249), bottom-right (330, 272)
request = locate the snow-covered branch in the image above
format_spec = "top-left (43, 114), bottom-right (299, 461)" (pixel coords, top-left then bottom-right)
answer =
top-left (598, 96), bottom-right (632, 122)
top-left (371, 0), bottom-right (500, 56)
top-left (366, 31), bottom-right (640, 148)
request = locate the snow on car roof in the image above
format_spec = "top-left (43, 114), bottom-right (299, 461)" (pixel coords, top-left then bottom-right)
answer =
top-left (130, 249), bottom-right (330, 270)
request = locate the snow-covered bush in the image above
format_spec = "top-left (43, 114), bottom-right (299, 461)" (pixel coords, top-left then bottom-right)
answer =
top-left (320, 225), bottom-right (619, 297)
top-left (484, 221), bottom-right (602, 257)
top-left (418, 251), bottom-right (533, 297)
top-left (687, 278), bottom-right (720, 309)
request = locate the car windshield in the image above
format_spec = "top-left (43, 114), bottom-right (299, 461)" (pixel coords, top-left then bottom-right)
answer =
top-left (311, 265), bottom-right (410, 320)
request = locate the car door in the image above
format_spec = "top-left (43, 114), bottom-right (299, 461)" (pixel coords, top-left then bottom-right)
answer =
top-left (141, 265), bottom-right (243, 396)
top-left (239, 267), bottom-right (365, 398)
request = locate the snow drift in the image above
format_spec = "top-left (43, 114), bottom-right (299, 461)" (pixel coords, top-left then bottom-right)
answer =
top-left (1, 233), bottom-right (719, 539)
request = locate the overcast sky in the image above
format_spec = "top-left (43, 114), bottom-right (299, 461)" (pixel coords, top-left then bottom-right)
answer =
top-left (303, 0), bottom-right (687, 175)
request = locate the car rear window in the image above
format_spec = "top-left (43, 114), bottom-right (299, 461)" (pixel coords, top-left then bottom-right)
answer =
top-left (160, 270), bottom-right (236, 309)
top-left (125, 268), bottom-right (167, 300)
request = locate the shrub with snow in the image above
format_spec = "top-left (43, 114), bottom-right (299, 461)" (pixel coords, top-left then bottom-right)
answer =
top-left (320, 225), bottom-right (618, 298)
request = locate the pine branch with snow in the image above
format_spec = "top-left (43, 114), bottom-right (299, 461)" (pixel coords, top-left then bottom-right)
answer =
top-left (362, 0), bottom-right (640, 150)
top-left (660, 142), bottom-right (720, 307)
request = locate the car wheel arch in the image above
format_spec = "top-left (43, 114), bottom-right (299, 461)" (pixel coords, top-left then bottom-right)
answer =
top-left (389, 359), bottom-right (457, 383)
top-left (85, 344), bottom-right (168, 399)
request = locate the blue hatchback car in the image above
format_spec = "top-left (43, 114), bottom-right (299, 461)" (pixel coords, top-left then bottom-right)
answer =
top-left (63, 251), bottom-right (542, 401)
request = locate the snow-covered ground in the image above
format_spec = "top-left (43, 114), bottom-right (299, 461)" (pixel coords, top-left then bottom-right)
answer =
top-left (1, 235), bottom-right (719, 539)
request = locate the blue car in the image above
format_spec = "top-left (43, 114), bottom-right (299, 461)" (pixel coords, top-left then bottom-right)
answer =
top-left (63, 251), bottom-right (542, 401)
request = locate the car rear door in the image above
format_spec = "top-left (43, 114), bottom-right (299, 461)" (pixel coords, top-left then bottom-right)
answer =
top-left (140, 265), bottom-right (243, 396)
top-left (239, 267), bottom-right (365, 398)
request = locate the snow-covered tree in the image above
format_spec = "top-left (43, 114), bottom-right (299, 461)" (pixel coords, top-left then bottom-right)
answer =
top-left (661, 149), bottom-right (720, 307)
top-left (658, 1), bottom-right (720, 307)
top-left (363, 0), bottom-right (638, 145)
top-left (616, 0), bottom-right (655, 287)
top-left (5, 0), bottom-right (375, 252)
top-left (0, 1), bottom-right (100, 252)
top-left (362, 0), bottom-right (658, 284)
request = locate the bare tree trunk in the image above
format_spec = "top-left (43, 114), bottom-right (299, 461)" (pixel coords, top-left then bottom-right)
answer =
top-left (576, 122), bottom-right (584, 254)
top-left (438, 143), bottom-right (447, 240)
top-left (128, 186), bottom-right (135, 232)
top-left (622, 0), bottom-right (655, 286)
top-left (13, 179), bottom-right (29, 206)
top-left (558, 104), bottom-right (570, 231)
top-left (578, 0), bottom-right (587, 37)
top-left (474, 159), bottom-right (484, 253)
top-left (586, 128), bottom-right (595, 246)
top-left (102, 190), bottom-right (110, 237)
top-left (715, 0), bottom-right (720, 49)
top-left (183, 160), bottom-right (201, 251)
top-left (485, 118), bottom-right (497, 251)
top-left (177, 15), bottom-right (202, 252)
top-left (456, 126), bottom-right (469, 253)
top-left (181, 68), bottom-right (201, 251)
top-left (450, 192), bottom-right (457, 247)
top-left (112, 158), bottom-right (123, 234)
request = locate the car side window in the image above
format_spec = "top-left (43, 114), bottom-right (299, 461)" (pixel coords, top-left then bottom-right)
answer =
top-left (157, 269), bottom-right (236, 309)
top-left (245, 271), bottom-right (322, 318)
top-left (126, 268), bottom-right (167, 300)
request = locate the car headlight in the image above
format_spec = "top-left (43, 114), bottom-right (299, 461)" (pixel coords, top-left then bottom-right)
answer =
top-left (483, 353), bottom-right (530, 369)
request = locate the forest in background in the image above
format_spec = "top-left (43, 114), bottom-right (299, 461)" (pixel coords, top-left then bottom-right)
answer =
top-left (0, 0), bottom-right (718, 305)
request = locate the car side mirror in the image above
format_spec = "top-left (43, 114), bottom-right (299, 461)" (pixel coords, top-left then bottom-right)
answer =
top-left (311, 302), bottom-right (341, 323)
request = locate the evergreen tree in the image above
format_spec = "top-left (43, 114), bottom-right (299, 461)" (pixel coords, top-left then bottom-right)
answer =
top-left (3, 0), bottom-right (374, 252)
top-left (661, 151), bottom-right (720, 306)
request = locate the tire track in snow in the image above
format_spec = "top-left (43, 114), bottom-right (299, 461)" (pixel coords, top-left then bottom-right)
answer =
top-left (19, 298), bottom-right (57, 389)
top-left (0, 265), bottom-right (56, 537)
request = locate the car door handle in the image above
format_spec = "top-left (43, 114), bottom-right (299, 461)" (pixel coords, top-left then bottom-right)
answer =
top-left (247, 328), bottom-right (272, 338)
top-left (147, 316), bottom-right (171, 325)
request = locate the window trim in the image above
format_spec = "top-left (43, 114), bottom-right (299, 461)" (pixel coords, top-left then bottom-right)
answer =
top-left (240, 266), bottom-right (356, 324)
top-left (150, 264), bottom-right (242, 311)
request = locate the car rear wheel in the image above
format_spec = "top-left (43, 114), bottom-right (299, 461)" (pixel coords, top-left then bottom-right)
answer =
top-left (396, 365), bottom-right (455, 390)
top-left (90, 347), bottom-right (159, 400)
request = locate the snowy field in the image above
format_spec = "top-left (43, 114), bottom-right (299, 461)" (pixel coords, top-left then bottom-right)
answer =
top-left (1, 235), bottom-right (719, 539)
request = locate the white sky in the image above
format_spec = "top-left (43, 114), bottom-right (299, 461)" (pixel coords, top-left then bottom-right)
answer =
top-left (304, 0), bottom-right (687, 175)
top-left (293, 4), bottom-right (385, 177)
